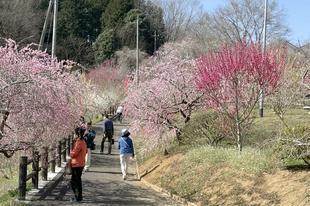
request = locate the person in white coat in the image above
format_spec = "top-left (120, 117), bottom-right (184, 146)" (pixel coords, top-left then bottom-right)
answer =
top-left (116, 105), bottom-right (123, 123)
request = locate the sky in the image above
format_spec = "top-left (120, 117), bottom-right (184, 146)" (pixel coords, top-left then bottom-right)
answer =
top-left (201, 0), bottom-right (310, 44)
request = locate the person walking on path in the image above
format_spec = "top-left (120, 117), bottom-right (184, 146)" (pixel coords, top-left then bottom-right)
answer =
top-left (118, 128), bottom-right (134, 180)
top-left (83, 122), bottom-right (96, 171)
top-left (70, 127), bottom-right (87, 202)
top-left (101, 114), bottom-right (114, 154)
top-left (116, 105), bottom-right (123, 123)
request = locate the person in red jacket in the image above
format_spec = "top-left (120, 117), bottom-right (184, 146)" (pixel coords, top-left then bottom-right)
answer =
top-left (70, 127), bottom-right (87, 202)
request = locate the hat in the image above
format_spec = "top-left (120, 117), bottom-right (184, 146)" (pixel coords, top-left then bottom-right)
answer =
top-left (121, 128), bottom-right (130, 136)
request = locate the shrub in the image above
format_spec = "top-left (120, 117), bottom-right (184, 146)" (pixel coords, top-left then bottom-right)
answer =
top-left (180, 111), bottom-right (233, 146)
top-left (274, 125), bottom-right (310, 165)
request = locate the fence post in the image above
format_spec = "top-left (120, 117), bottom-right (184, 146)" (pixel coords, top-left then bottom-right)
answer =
top-left (62, 139), bottom-right (66, 162)
top-left (41, 146), bottom-right (48, 181)
top-left (57, 140), bottom-right (62, 167)
top-left (50, 147), bottom-right (55, 173)
top-left (70, 134), bottom-right (74, 151)
top-left (18, 156), bottom-right (27, 200)
top-left (32, 151), bottom-right (39, 189)
top-left (67, 136), bottom-right (71, 157)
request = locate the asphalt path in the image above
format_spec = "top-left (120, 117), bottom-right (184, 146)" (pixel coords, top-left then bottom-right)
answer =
top-left (29, 121), bottom-right (183, 206)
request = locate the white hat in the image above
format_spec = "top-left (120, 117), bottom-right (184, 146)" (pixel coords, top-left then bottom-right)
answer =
top-left (121, 128), bottom-right (130, 136)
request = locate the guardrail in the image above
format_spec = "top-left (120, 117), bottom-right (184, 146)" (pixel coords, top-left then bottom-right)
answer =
top-left (18, 136), bottom-right (73, 200)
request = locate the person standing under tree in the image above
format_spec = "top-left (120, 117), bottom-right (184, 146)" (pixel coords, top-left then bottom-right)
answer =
top-left (83, 122), bottom-right (96, 172)
top-left (101, 114), bottom-right (114, 154)
top-left (118, 128), bottom-right (134, 180)
top-left (70, 127), bottom-right (87, 202)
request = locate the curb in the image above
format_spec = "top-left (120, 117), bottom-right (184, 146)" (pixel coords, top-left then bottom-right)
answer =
top-left (140, 178), bottom-right (198, 206)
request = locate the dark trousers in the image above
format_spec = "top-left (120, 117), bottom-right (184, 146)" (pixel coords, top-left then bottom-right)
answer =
top-left (71, 167), bottom-right (84, 201)
top-left (101, 132), bottom-right (113, 154)
top-left (117, 112), bottom-right (122, 123)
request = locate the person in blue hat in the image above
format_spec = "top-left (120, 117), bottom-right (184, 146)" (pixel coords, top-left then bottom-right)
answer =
top-left (118, 128), bottom-right (134, 180)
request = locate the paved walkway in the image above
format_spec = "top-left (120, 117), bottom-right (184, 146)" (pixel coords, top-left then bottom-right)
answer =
top-left (30, 121), bottom-right (183, 206)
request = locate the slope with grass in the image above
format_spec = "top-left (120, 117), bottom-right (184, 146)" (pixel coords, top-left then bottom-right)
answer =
top-left (137, 109), bottom-right (310, 206)
top-left (139, 146), bottom-right (309, 206)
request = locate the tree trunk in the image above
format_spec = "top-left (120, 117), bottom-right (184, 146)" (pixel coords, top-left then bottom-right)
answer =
top-left (236, 121), bottom-right (242, 152)
top-left (175, 128), bottom-right (182, 144)
top-left (233, 78), bottom-right (242, 152)
top-left (163, 148), bottom-right (169, 155)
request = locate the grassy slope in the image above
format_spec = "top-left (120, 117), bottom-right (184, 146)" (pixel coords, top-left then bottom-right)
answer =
top-left (138, 108), bottom-right (310, 206)
top-left (0, 155), bottom-right (31, 206)
top-left (246, 108), bottom-right (310, 146)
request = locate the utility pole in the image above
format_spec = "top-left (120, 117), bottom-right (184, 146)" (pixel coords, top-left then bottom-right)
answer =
top-left (51, 0), bottom-right (58, 58)
top-left (136, 14), bottom-right (139, 85)
top-left (38, 0), bottom-right (53, 51)
top-left (259, 0), bottom-right (268, 117)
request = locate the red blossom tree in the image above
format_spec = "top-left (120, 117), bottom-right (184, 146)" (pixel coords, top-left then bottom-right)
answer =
top-left (196, 42), bottom-right (286, 151)
top-left (123, 41), bottom-right (204, 148)
top-left (0, 39), bottom-right (85, 157)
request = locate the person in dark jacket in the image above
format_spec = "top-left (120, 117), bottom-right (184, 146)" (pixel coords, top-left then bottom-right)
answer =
top-left (118, 128), bottom-right (134, 180)
top-left (70, 127), bottom-right (87, 202)
top-left (101, 114), bottom-right (114, 154)
top-left (83, 122), bottom-right (96, 171)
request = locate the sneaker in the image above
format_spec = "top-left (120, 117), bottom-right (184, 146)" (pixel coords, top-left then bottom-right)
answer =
top-left (122, 174), bottom-right (127, 180)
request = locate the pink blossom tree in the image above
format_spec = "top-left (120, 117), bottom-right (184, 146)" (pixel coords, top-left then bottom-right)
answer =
top-left (123, 41), bottom-right (204, 147)
top-left (85, 60), bottom-right (127, 116)
top-left (196, 42), bottom-right (286, 151)
top-left (0, 39), bottom-right (85, 157)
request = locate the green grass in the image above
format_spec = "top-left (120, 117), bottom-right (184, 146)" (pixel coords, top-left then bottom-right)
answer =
top-left (159, 145), bottom-right (279, 202)
top-left (139, 108), bottom-right (310, 204)
top-left (185, 146), bottom-right (279, 174)
top-left (247, 108), bottom-right (310, 146)
top-left (0, 154), bottom-right (33, 206)
top-left (0, 178), bottom-right (31, 206)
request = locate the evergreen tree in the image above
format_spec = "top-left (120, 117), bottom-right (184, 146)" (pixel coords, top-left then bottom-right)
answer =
top-left (118, 9), bottom-right (154, 54)
top-left (101, 0), bottom-right (135, 29)
top-left (58, 0), bottom-right (88, 38)
top-left (93, 0), bottom-right (166, 62)
top-left (57, 0), bottom-right (104, 65)
top-left (93, 29), bottom-right (117, 63)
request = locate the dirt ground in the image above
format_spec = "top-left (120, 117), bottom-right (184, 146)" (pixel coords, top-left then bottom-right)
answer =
top-left (139, 154), bottom-right (310, 206)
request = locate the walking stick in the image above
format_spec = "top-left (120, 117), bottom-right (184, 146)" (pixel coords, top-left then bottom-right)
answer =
top-left (133, 144), bottom-right (141, 180)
